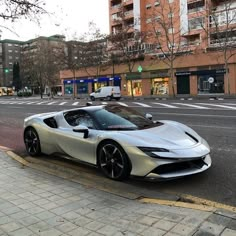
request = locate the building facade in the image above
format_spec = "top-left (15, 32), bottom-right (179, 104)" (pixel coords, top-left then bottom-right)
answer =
top-left (0, 39), bottom-right (22, 87)
top-left (59, 0), bottom-right (236, 97)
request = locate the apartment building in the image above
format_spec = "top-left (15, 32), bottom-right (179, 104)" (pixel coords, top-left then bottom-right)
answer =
top-left (0, 39), bottom-right (22, 87)
top-left (106, 0), bottom-right (236, 96)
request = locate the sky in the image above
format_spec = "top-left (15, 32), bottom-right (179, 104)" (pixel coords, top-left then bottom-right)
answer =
top-left (0, 0), bottom-right (110, 41)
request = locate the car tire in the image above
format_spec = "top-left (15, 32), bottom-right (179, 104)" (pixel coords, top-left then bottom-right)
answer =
top-left (24, 127), bottom-right (41, 156)
top-left (115, 97), bottom-right (121, 101)
top-left (90, 96), bottom-right (95, 101)
top-left (107, 96), bottom-right (112, 101)
top-left (97, 141), bottom-right (131, 181)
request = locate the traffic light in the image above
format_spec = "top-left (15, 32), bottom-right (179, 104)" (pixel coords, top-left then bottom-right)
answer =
top-left (4, 68), bottom-right (9, 73)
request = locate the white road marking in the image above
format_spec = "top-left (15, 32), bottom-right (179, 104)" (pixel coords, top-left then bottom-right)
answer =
top-left (117, 102), bottom-right (128, 107)
top-left (102, 102), bottom-right (108, 105)
top-left (72, 102), bottom-right (79, 106)
top-left (152, 103), bottom-right (178, 108)
top-left (133, 102), bottom-right (151, 107)
top-left (173, 103), bottom-right (210, 109)
top-left (36, 101), bottom-right (48, 105)
top-left (59, 102), bottom-right (67, 105)
top-left (196, 103), bottom-right (236, 110)
top-left (26, 101), bottom-right (37, 104)
top-left (47, 101), bottom-right (57, 105)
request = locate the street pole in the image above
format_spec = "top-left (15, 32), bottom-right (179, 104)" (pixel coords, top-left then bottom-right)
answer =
top-left (73, 69), bottom-right (76, 100)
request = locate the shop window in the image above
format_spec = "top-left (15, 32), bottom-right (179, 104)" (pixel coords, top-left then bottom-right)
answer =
top-left (198, 75), bottom-right (224, 94)
top-left (64, 84), bottom-right (73, 95)
top-left (152, 78), bottom-right (169, 95)
top-left (127, 80), bottom-right (142, 96)
top-left (77, 83), bottom-right (88, 94)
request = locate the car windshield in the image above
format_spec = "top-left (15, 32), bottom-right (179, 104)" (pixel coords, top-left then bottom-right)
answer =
top-left (92, 105), bottom-right (162, 130)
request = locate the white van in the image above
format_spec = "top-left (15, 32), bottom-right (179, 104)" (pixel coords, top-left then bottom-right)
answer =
top-left (90, 86), bottom-right (121, 101)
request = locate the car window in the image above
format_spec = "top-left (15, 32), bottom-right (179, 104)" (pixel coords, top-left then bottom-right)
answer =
top-left (92, 105), bottom-right (162, 130)
top-left (64, 110), bottom-right (95, 128)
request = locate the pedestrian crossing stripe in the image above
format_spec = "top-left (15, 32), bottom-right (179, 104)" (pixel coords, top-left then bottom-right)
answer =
top-left (133, 102), bottom-right (151, 107)
top-left (152, 102), bottom-right (178, 108)
top-left (196, 103), bottom-right (236, 110)
top-left (1, 100), bottom-right (236, 110)
top-left (173, 103), bottom-right (210, 109)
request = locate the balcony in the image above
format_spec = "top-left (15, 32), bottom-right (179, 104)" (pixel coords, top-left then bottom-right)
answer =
top-left (123, 0), bottom-right (133, 6)
top-left (124, 10), bottom-right (134, 19)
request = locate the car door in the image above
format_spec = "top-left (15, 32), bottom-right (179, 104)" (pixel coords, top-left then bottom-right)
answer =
top-left (56, 110), bottom-right (99, 164)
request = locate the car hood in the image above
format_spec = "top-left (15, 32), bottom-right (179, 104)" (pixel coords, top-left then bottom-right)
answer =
top-left (120, 122), bottom-right (201, 150)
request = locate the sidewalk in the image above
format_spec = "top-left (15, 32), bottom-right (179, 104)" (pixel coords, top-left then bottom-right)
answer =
top-left (0, 149), bottom-right (235, 236)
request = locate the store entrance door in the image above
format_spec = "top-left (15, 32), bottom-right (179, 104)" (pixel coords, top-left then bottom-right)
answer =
top-left (177, 76), bottom-right (190, 94)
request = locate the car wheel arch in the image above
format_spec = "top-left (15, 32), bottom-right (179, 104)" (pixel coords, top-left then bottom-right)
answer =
top-left (96, 139), bottom-right (132, 171)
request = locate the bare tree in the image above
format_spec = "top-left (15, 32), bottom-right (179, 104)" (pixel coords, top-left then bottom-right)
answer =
top-left (21, 37), bottom-right (66, 98)
top-left (80, 22), bottom-right (108, 78)
top-left (147, 0), bottom-right (192, 97)
top-left (203, 0), bottom-right (236, 94)
top-left (109, 5), bottom-right (147, 98)
top-left (0, 0), bottom-right (46, 21)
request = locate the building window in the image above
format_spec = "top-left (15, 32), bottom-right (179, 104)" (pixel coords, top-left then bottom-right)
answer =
top-left (188, 17), bottom-right (204, 30)
top-left (146, 18), bottom-right (152, 24)
top-left (168, 28), bottom-right (174, 34)
top-left (146, 4), bottom-right (152, 9)
top-left (8, 44), bottom-right (12, 46)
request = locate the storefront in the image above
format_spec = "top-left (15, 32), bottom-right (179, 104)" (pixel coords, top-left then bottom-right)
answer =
top-left (63, 76), bottom-right (121, 96)
top-left (151, 78), bottom-right (169, 95)
top-left (175, 69), bottom-right (226, 95)
top-left (127, 80), bottom-right (142, 96)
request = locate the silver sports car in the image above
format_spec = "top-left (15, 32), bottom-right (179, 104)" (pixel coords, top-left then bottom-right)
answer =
top-left (23, 104), bottom-right (212, 181)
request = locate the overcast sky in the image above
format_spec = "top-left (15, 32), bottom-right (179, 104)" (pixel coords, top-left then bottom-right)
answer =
top-left (0, 0), bottom-right (110, 41)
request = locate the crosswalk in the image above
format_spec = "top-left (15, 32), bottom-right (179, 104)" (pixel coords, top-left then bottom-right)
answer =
top-left (0, 99), bottom-right (236, 110)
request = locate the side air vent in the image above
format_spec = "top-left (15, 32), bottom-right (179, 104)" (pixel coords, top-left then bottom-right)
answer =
top-left (44, 117), bottom-right (58, 128)
top-left (185, 132), bottom-right (198, 143)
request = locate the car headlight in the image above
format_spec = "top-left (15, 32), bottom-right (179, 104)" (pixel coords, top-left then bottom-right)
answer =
top-left (138, 147), bottom-right (169, 158)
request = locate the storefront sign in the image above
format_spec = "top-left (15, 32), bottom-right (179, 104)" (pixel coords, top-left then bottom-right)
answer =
top-left (175, 69), bottom-right (226, 76)
top-left (208, 77), bottom-right (214, 83)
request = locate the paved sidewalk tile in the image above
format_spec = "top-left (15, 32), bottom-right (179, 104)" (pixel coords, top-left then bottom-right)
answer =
top-left (0, 150), bottom-right (236, 236)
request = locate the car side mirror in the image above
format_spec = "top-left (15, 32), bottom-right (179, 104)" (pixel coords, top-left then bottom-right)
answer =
top-left (73, 125), bottom-right (89, 138)
top-left (145, 113), bottom-right (153, 120)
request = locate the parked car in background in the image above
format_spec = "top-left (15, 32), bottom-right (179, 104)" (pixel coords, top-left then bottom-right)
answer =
top-left (90, 86), bottom-right (121, 101)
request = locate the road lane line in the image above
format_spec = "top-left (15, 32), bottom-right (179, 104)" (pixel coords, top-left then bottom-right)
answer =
top-left (152, 103), bottom-right (178, 108)
top-left (133, 102), bottom-right (151, 107)
top-left (26, 101), bottom-right (37, 104)
top-left (173, 103), bottom-right (210, 109)
top-left (72, 102), bottom-right (79, 106)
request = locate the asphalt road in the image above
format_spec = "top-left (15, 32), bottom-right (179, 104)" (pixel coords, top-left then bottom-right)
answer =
top-left (0, 97), bottom-right (236, 206)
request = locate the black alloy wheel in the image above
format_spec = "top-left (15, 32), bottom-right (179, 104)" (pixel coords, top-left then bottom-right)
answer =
top-left (24, 127), bottom-right (41, 156)
top-left (98, 141), bottom-right (131, 181)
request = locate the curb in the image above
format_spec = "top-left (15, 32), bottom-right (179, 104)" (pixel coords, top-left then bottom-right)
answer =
top-left (3, 149), bottom-right (236, 216)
